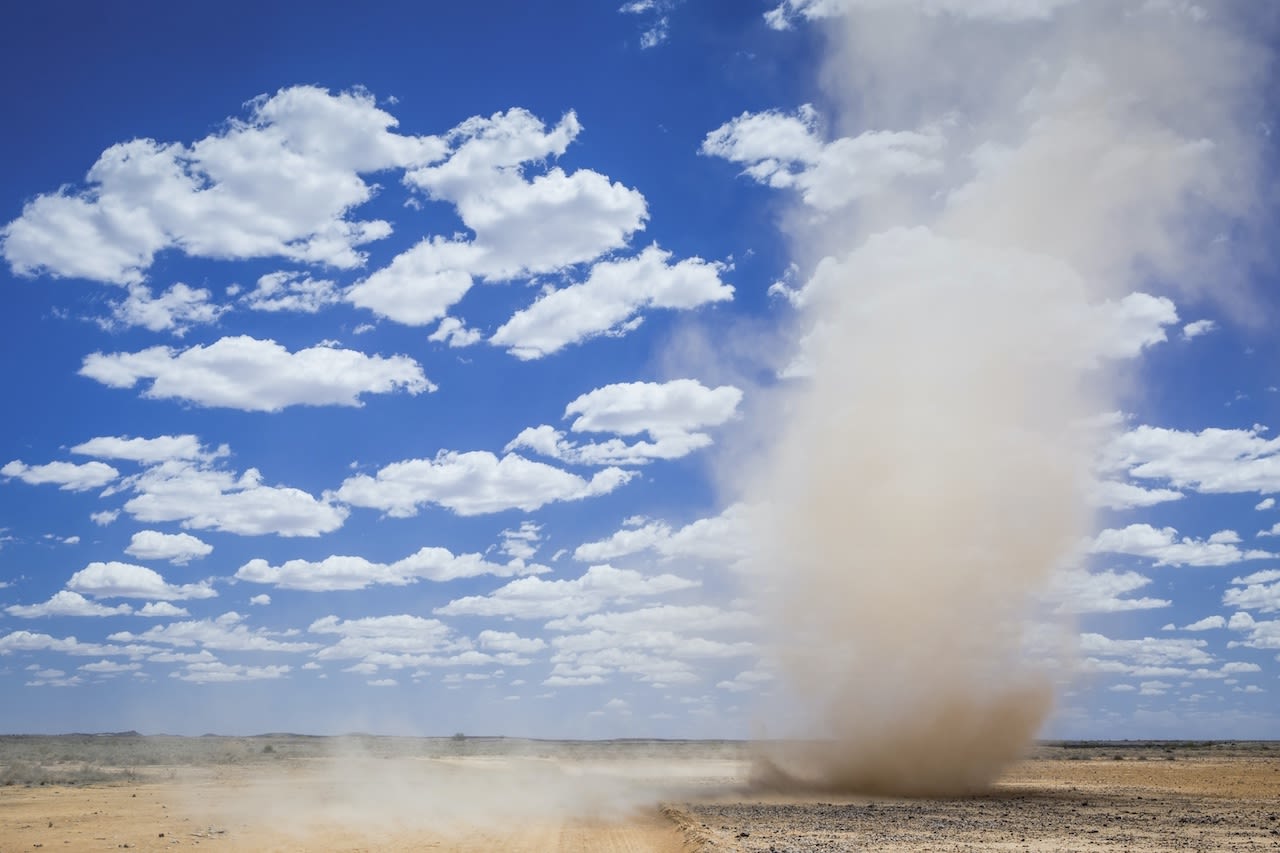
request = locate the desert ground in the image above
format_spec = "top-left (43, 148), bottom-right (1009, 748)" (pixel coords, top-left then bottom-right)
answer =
top-left (1, 737), bottom-right (1277, 851)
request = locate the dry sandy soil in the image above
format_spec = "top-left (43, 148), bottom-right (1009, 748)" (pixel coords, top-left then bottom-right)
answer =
top-left (1, 738), bottom-right (1277, 851)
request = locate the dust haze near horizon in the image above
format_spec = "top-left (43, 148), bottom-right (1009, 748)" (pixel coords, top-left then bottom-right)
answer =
top-left (741, 1), bottom-right (1271, 795)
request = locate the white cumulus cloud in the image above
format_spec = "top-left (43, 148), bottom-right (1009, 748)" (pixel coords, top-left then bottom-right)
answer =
top-left (1084, 292), bottom-right (1178, 361)
top-left (428, 316), bottom-right (483, 348)
top-left (1223, 578), bottom-right (1280, 614)
top-left (1079, 632), bottom-right (1215, 670)
top-left (121, 459), bottom-right (347, 537)
top-left (545, 604), bottom-right (756, 634)
top-left (477, 630), bottom-right (547, 655)
top-left (345, 237), bottom-right (483, 327)
top-left (507, 379), bottom-right (743, 466)
top-left (574, 519), bottom-right (674, 563)
top-left (138, 602), bottom-right (189, 618)
top-left (66, 561), bottom-right (216, 601)
top-left (1047, 568), bottom-right (1170, 614)
top-left (1182, 319), bottom-right (1217, 340)
top-left (172, 662), bottom-right (292, 683)
top-left (491, 245), bottom-right (732, 359)
top-left (764, 0), bottom-right (1075, 27)
top-left (308, 614), bottom-right (469, 667)
top-left (1089, 479), bottom-right (1183, 510)
top-left (404, 109), bottom-right (647, 280)
top-left (124, 530), bottom-right (213, 565)
top-left (241, 271), bottom-right (342, 313)
top-left (80, 335), bottom-right (432, 411)
top-left (499, 521), bottom-right (542, 561)
top-left (6, 591), bottom-right (133, 618)
top-left (1179, 616), bottom-right (1227, 631)
top-left (1, 86), bottom-right (445, 284)
top-left (1091, 523), bottom-right (1272, 567)
top-left (348, 108), bottom-right (648, 326)
top-left (1099, 424), bottom-right (1280, 496)
top-left (79, 660), bottom-right (143, 675)
top-left (334, 451), bottom-right (634, 517)
top-left (435, 564), bottom-right (698, 620)
top-left (101, 283), bottom-right (228, 335)
top-left (2, 459), bottom-right (118, 492)
top-left (703, 104), bottom-right (944, 210)
top-left (563, 379), bottom-right (743, 437)
top-left (71, 434), bottom-right (221, 464)
top-left (111, 612), bottom-right (316, 652)
top-left (574, 503), bottom-right (753, 566)
top-left (235, 546), bottom-right (546, 592)
top-left (620, 0), bottom-right (677, 48)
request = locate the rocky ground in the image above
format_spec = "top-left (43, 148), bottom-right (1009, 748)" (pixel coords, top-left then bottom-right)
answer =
top-left (671, 743), bottom-right (1280, 852)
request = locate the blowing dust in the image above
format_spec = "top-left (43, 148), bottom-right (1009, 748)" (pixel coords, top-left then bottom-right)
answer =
top-left (743, 2), bottom-right (1269, 795)
top-left (177, 740), bottom-right (741, 844)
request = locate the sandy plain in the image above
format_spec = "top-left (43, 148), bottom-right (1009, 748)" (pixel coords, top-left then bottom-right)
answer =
top-left (1, 737), bottom-right (1277, 852)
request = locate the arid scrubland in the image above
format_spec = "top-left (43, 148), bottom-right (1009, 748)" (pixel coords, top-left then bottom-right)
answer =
top-left (1, 736), bottom-right (1277, 851)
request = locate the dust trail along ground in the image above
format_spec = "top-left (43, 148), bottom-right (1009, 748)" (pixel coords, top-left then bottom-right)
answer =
top-left (740, 3), bottom-right (1270, 794)
top-left (0, 735), bottom-right (743, 851)
top-left (0, 778), bottom-right (690, 852)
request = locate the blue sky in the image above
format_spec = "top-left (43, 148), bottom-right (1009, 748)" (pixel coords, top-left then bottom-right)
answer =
top-left (1, 1), bottom-right (1278, 741)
